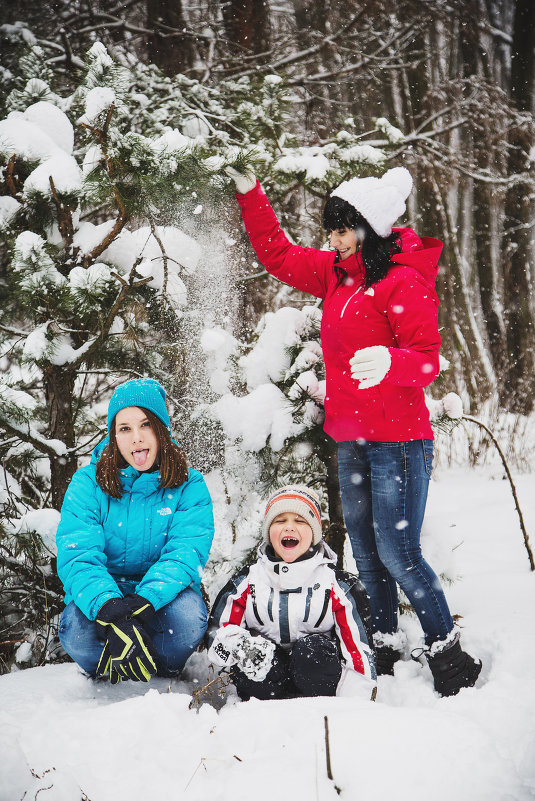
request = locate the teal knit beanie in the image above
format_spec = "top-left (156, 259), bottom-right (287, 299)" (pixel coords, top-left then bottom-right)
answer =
top-left (107, 378), bottom-right (171, 430)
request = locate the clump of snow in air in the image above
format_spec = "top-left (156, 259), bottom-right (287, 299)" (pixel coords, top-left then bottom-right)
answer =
top-left (200, 327), bottom-right (239, 395)
top-left (15, 642), bottom-right (33, 665)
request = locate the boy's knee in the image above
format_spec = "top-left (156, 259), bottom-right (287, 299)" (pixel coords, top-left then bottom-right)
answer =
top-left (292, 633), bottom-right (338, 661)
top-left (290, 634), bottom-right (341, 696)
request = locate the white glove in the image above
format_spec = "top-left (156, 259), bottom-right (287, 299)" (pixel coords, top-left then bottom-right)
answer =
top-left (208, 625), bottom-right (276, 682)
top-left (442, 392), bottom-right (463, 419)
top-left (225, 165), bottom-right (257, 194)
top-left (233, 632), bottom-right (275, 682)
top-left (208, 624), bottom-right (246, 667)
top-left (349, 345), bottom-right (391, 389)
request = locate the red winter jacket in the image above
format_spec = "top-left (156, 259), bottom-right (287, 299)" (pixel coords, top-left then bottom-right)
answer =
top-left (236, 182), bottom-right (443, 442)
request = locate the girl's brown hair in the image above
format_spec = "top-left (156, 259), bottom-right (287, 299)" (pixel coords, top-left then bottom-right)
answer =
top-left (95, 408), bottom-right (188, 498)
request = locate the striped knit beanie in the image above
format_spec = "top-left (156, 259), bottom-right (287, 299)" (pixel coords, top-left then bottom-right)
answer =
top-left (262, 485), bottom-right (323, 545)
top-left (107, 378), bottom-right (171, 431)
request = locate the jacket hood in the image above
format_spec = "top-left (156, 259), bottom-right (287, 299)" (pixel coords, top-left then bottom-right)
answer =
top-left (339, 227), bottom-right (442, 288)
top-left (390, 227), bottom-right (443, 287)
top-left (90, 437), bottom-right (108, 466)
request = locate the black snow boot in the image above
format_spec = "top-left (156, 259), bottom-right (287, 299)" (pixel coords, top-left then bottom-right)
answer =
top-left (426, 637), bottom-right (482, 697)
top-left (374, 645), bottom-right (402, 676)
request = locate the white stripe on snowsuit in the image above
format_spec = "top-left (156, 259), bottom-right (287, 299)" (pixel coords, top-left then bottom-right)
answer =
top-left (208, 542), bottom-right (376, 694)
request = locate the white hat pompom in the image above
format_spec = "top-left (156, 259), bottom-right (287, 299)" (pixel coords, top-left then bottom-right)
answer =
top-left (381, 167), bottom-right (413, 200)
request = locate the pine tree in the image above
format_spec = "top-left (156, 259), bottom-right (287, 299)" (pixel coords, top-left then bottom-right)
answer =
top-left (0, 30), bottom-right (411, 669)
top-left (0, 40), bottom-right (250, 669)
top-left (204, 306), bottom-right (464, 564)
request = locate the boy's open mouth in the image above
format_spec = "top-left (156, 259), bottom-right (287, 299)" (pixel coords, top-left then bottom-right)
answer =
top-left (281, 536), bottom-right (299, 548)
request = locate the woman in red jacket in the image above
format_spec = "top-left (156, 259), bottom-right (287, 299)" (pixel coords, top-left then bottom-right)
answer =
top-left (227, 165), bottom-right (481, 697)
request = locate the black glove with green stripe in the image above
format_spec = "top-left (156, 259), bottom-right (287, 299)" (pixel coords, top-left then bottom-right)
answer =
top-left (96, 595), bottom-right (157, 683)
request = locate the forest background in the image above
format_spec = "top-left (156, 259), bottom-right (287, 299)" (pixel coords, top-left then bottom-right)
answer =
top-left (0, 0), bottom-right (534, 674)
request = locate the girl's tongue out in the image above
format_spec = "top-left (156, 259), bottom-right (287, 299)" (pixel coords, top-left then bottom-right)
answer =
top-left (133, 449), bottom-right (149, 467)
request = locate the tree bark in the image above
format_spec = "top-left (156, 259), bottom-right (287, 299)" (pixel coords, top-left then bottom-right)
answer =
top-left (44, 366), bottom-right (78, 510)
top-left (146, 0), bottom-right (194, 75)
top-left (221, 0), bottom-right (271, 57)
top-left (501, 0), bottom-right (535, 412)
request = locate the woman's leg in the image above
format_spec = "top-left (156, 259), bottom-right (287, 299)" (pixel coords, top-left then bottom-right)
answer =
top-left (58, 602), bottom-right (105, 675)
top-left (338, 440), bottom-right (399, 635)
top-left (368, 439), bottom-right (454, 646)
top-left (147, 588), bottom-right (208, 677)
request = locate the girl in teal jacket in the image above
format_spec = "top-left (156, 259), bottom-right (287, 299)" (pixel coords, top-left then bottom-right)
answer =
top-left (57, 378), bottom-right (214, 683)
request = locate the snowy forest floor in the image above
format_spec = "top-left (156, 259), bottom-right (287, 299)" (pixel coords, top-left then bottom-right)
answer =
top-left (2, 466), bottom-right (535, 801)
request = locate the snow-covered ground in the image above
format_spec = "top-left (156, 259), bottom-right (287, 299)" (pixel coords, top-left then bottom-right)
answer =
top-left (2, 466), bottom-right (535, 801)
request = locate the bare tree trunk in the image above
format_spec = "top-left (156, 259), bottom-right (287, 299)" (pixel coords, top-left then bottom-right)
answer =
top-left (221, 0), bottom-right (271, 57)
top-left (146, 0), bottom-right (194, 75)
top-left (44, 366), bottom-right (78, 509)
top-left (473, 180), bottom-right (507, 380)
top-left (501, 0), bottom-right (535, 412)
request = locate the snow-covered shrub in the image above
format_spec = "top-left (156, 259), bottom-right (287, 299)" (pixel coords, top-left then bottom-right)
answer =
top-left (203, 306), bottom-right (466, 569)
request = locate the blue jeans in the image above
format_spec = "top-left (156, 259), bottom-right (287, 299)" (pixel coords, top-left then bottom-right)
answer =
top-left (59, 588), bottom-right (208, 678)
top-left (338, 439), bottom-right (453, 646)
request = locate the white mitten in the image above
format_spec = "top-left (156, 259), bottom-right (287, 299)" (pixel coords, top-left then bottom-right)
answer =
top-left (232, 633), bottom-right (276, 682)
top-left (442, 392), bottom-right (463, 419)
top-left (208, 624), bottom-right (246, 667)
top-left (225, 166), bottom-right (257, 194)
top-left (349, 345), bottom-right (391, 389)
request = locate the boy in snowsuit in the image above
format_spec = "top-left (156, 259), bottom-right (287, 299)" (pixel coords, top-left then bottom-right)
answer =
top-left (207, 486), bottom-right (376, 700)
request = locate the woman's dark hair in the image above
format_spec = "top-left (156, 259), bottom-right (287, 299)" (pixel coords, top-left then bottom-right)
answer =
top-left (323, 195), bottom-right (402, 288)
top-left (96, 408), bottom-right (189, 498)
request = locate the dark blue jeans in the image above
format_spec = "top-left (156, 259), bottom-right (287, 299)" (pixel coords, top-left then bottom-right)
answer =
top-left (338, 439), bottom-right (453, 647)
top-left (59, 588), bottom-right (208, 678)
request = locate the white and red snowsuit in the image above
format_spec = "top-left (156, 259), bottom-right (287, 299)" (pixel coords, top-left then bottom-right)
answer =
top-left (207, 542), bottom-right (376, 698)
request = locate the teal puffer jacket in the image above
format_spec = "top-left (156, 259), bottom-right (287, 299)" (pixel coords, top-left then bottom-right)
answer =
top-left (56, 441), bottom-right (214, 620)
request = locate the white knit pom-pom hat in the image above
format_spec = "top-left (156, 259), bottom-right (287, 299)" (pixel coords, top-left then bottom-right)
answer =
top-left (330, 166), bottom-right (413, 238)
top-left (262, 485), bottom-right (323, 545)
